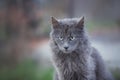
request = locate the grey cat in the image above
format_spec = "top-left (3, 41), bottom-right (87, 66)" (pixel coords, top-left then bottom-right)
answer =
top-left (50, 17), bottom-right (114, 80)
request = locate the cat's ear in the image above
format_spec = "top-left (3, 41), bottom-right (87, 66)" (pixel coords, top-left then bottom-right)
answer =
top-left (51, 17), bottom-right (59, 28)
top-left (76, 16), bottom-right (84, 28)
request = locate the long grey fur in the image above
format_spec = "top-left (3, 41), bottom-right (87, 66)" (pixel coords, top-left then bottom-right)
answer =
top-left (50, 17), bottom-right (114, 80)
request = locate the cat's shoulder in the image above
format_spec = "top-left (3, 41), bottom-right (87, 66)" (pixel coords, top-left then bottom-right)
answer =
top-left (91, 47), bottom-right (104, 63)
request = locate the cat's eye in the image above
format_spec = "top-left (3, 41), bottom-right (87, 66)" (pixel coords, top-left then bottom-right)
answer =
top-left (69, 36), bottom-right (75, 40)
top-left (58, 36), bottom-right (63, 40)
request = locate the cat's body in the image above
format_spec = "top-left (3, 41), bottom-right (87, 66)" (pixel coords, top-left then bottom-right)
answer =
top-left (50, 17), bottom-right (114, 80)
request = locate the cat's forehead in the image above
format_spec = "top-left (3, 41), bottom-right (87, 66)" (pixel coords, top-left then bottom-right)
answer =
top-left (58, 18), bottom-right (79, 26)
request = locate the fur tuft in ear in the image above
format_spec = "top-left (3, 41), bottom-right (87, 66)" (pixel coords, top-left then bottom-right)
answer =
top-left (76, 16), bottom-right (84, 28)
top-left (51, 17), bottom-right (59, 27)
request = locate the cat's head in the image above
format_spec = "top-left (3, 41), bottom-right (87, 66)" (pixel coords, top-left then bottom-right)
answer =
top-left (50, 17), bottom-right (86, 53)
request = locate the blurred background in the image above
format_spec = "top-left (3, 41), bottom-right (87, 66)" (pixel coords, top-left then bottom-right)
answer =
top-left (0, 0), bottom-right (120, 80)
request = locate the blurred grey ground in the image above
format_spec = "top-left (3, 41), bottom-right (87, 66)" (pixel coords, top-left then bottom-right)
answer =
top-left (92, 40), bottom-right (120, 68)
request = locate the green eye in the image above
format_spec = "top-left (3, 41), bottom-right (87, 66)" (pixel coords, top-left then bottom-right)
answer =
top-left (59, 36), bottom-right (63, 40)
top-left (69, 36), bottom-right (75, 40)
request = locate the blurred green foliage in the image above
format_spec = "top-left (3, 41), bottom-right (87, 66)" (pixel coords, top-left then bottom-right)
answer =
top-left (86, 21), bottom-right (117, 31)
top-left (111, 68), bottom-right (120, 80)
top-left (0, 26), bottom-right (6, 40)
top-left (0, 60), bottom-right (53, 80)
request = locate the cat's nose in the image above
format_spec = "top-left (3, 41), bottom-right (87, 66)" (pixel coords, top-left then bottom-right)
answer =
top-left (64, 47), bottom-right (68, 50)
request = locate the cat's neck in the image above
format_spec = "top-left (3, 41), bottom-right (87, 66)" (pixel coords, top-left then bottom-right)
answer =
top-left (53, 48), bottom-right (91, 65)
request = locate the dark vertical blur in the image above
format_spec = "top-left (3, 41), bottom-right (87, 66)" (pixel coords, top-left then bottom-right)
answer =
top-left (0, 0), bottom-right (41, 64)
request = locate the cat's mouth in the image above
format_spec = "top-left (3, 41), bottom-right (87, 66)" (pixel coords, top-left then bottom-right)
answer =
top-left (62, 49), bottom-right (72, 53)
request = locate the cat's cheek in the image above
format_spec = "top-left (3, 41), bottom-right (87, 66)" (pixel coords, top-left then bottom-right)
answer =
top-left (57, 45), bottom-right (63, 51)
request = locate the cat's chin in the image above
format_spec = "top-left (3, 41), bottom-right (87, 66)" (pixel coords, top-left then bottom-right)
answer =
top-left (62, 50), bottom-right (73, 54)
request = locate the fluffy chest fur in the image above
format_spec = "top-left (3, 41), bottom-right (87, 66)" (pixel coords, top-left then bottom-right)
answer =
top-left (52, 51), bottom-right (96, 80)
top-left (50, 17), bottom-right (114, 80)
